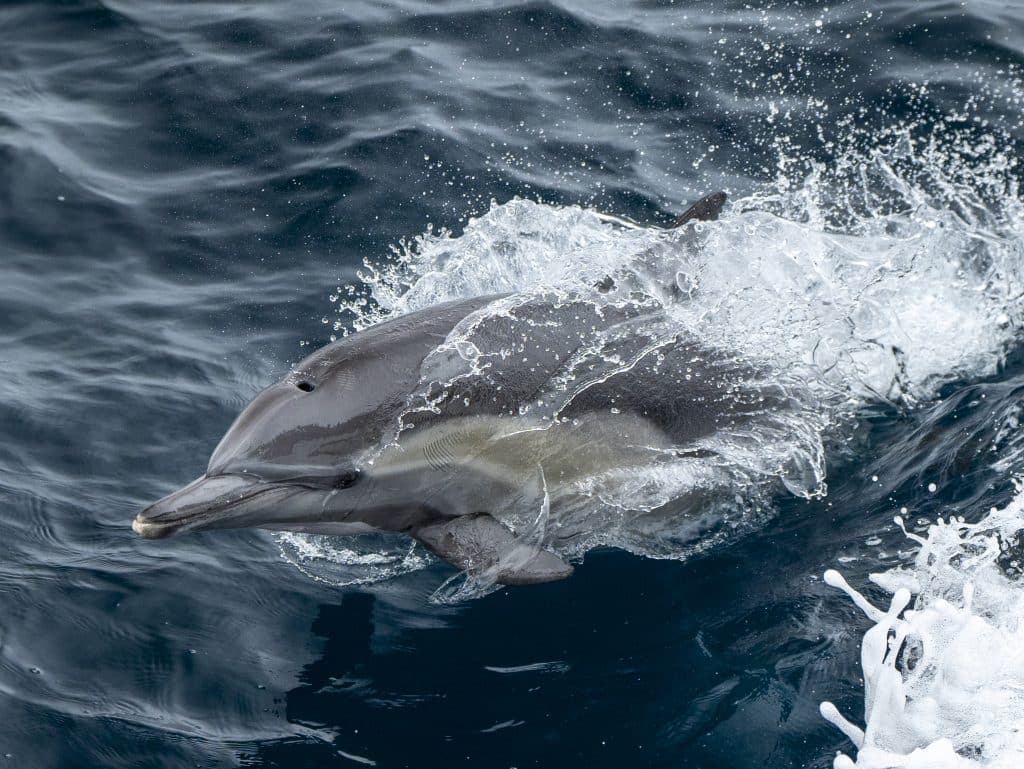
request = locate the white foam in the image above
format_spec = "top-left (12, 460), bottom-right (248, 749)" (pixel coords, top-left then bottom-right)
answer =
top-left (821, 493), bottom-right (1024, 768)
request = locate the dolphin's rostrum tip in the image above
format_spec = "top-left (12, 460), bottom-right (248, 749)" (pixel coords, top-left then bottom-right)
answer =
top-left (132, 515), bottom-right (167, 539)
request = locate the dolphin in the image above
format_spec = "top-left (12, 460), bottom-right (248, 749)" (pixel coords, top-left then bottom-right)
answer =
top-left (133, 192), bottom-right (782, 585)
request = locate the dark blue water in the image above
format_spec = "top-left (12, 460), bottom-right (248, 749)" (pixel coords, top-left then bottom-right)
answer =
top-left (3, 2), bottom-right (1024, 767)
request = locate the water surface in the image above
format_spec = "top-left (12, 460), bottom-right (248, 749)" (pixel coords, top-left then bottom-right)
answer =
top-left (2, 2), bottom-right (1024, 767)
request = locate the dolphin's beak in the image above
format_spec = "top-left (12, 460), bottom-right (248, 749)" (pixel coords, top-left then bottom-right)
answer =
top-left (133, 473), bottom-right (287, 539)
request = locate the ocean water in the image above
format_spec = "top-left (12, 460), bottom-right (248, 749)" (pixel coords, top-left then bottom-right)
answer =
top-left (3, 2), bottom-right (1024, 768)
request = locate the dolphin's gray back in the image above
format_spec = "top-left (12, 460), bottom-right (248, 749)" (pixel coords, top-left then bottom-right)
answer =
top-left (277, 291), bottom-right (789, 480)
top-left (396, 294), bottom-right (787, 447)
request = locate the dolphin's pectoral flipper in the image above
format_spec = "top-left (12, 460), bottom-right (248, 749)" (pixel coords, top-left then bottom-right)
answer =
top-left (412, 514), bottom-right (573, 585)
top-left (668, 190), bottom-right (727, 228)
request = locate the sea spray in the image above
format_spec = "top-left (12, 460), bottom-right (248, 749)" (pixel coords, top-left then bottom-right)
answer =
top-left (821, 495), bottom-right (1024, 768)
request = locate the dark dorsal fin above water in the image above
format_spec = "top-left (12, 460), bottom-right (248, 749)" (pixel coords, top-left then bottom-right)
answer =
top-left (667, 191), bottom-right (727, 228)
top-left (594, 191), bottom-right (728, 293)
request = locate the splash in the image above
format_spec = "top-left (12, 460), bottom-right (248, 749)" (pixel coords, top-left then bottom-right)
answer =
top-left (286, 96), bottom-right (1024, 592)
top-left (820, 490), bottom-right (1024, 768)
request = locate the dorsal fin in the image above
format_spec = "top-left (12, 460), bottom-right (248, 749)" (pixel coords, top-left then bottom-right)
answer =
top-left (594, 191), bottom-right (728, 294)
top-left (668, 191), bottom-right (727, 228)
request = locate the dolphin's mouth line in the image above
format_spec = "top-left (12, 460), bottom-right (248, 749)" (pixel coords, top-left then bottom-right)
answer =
top-left (133, 479), bottom-right (302, 539)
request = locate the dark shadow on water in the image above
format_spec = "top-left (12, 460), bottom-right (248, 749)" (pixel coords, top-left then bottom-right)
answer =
top-left (243, 538), bottom-right (854, 769)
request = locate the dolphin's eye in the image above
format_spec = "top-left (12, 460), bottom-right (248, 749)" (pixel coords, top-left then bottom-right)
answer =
top-left (335, 469), bottom-right (360, 489)
top-left (296, 381), bottom-right (315, 392)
